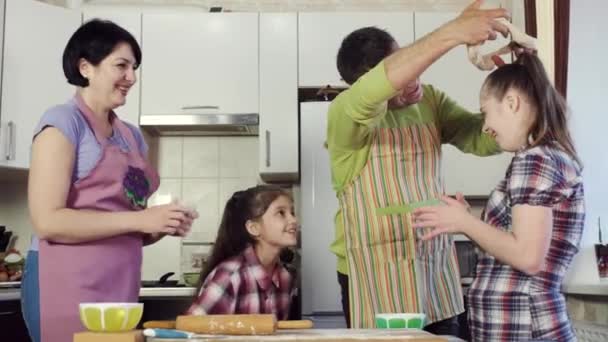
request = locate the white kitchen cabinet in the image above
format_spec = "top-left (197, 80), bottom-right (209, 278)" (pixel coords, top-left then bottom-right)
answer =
top-left (0, 0), bottom-right (80, 169)
top-left (140, 13), bottom-right (259, 116)
top-left (259, 13), bottom-right (298, 182)
top-left (82, 11), bottom-right (142, 127)
top-left (415, 12), bottom-right (513, 196)
top-left (298, 12), bottom-right (414, 88)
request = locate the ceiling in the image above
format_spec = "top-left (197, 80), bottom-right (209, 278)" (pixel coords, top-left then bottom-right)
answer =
top-left (41, 0), bottom-right (508, 12)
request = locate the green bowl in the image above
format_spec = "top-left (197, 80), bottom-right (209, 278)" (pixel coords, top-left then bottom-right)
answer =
top-left (375, 313), bottom-right (426, 329)
top-left (182, 272), bottom-right (200, 287)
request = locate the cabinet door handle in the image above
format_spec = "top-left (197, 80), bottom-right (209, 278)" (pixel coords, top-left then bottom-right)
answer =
top-left (5, 121), bottom-right (15, 161)
top-left (181, 105), bottom-right (220, 110)
top-left (0, 311), bottom-right (16, 316)
top-left (265, 130), bottom-right (271, 167)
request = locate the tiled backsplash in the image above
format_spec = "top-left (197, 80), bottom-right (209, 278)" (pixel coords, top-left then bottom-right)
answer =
top-left (149, 136), bottom-right (260, 276)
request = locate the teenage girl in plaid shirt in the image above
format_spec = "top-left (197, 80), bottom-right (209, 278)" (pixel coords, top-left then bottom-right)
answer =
top-left (413, 52), bottom-right (584, 341)
top-left (186, 185), bottom-right (298, 319)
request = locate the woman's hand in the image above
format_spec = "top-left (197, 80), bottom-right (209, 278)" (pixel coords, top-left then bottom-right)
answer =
top-left (173, 207), bottom-right (199, 237)
top-left (412, 194), bottom-right (474, 240)
top-left (137, 204), bottom-right (198, 236)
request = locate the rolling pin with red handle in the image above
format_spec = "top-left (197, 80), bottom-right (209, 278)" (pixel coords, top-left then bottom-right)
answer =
top-left (143, 314), bottom-right (314, 335)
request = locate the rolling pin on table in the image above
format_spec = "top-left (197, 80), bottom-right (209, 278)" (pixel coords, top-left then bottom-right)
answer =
top-left (144, 314), bottom-right (314, 334)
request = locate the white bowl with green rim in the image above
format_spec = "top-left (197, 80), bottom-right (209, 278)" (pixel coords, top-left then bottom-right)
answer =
top-left (375, 313), bottom-right (426, 329)
top-left (79, 302), bottom-right (143, 332)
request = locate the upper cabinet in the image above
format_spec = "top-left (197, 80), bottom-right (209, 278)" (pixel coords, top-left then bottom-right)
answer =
top-left (298, 13), bottom-right (414, 88)
top-left (82, 11), bottom-right (142, 126)
top-left (415, 12), bottom-right (513, 196)
top-left (140, 13), bottom-right (259, 116)
top-left (259, 13), bottom-right (298, 182)
top-left (0, 0), bottom-right (80, 169)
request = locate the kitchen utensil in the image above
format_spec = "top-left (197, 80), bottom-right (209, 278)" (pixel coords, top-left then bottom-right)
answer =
top-left (375, 313), bottom-right (426, 329)
top-left (142, 272), bottom-right (180, 287)
top-left (177, 314), bottom-right (277, 335)
top-left (143, 328), bottom-right (194, 339)
top-left (79, 303), bottom-right (143, 332)
top-left (0, 231), bottom-right (12, 252)
top-left (144, 315), bottom-right (314, 335)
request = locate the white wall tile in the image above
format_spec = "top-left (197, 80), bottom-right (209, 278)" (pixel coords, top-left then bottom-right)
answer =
top-left (154, 135), bottom-right (261, 274)
top-left (182, 179), bottom-right (219, 242)
top-left (142, 178), bottom-right (183, 280)
top-left (157, 136), bottom-right (183, 178)
top-left (181, 243), bottom-right (213, 273)
top-left (142, 235), bottom-right (183, 281)
top-left (218, 178), bottom-right (259, 211)
top-left (219, 137), bottom-right (259, 179)
top-left (148, 178), bottom-right (183, 205)
top-left (183, 137), bottom-right (219, 178)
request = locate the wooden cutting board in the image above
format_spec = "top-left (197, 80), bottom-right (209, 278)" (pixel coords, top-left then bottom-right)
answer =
top-left (74, 330), bottom-right (144, 342)
top-left (147, 329), bottom-right (448, 342)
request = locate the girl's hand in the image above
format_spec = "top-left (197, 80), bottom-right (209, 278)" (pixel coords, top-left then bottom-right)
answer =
top-left (455, 192), bottom-right (471, 212)
top-left (137, 204), bottom-right (194, 235)
top-left (412, 194), bottom-right (474, 240)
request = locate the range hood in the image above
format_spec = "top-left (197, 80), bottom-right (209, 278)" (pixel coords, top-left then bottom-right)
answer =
top-left (139, 113), bottom-right (259, 136)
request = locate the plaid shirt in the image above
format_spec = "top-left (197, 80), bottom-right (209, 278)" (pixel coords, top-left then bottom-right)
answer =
top-left (468, 144), bottom-right (584, 342)
top-left (186, 245), bottom-right (294, 319)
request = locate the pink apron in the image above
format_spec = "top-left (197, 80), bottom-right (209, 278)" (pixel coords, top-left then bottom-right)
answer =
top-left (38, 96), bottom-right (160, 342)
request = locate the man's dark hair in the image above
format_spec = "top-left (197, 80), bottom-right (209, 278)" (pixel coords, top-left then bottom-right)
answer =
top-left (336, 26), bottom-right (396, 85)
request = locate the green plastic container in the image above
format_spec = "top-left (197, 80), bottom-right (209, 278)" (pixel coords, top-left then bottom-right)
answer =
top-left (375, 313), bottom-right (426, 329)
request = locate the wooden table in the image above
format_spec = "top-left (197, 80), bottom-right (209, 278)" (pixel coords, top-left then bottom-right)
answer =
top-left (145, 329), bottom-right (454, 342)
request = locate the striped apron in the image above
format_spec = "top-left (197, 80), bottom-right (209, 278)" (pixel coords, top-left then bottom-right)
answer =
top-left (339, 123), bottom-right (464, 328)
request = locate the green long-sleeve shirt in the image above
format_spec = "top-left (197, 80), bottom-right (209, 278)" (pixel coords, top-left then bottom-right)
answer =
top-left (327, 61), bottom-right (500, 275)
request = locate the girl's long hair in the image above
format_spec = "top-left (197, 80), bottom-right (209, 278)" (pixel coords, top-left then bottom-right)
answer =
top-left (194, 184), bottom-right (291, 295)
top-left (483, 52), bottom-right (581, 166)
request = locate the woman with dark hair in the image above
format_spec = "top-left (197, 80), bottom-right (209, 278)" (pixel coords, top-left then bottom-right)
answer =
top-left (21, 19), bottom-right (197, 342)
top-left (186, 185), bottom-right (298, 319)
top-left (413, 52), bottom-right (584, 341)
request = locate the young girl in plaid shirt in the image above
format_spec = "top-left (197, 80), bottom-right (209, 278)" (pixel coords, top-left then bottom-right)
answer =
top-left (413, 52), bottom-right (584, 341)
top-left (186, 185), bottom-right (298, 319)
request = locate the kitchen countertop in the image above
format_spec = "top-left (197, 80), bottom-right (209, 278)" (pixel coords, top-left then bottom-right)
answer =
top-left (140, 287), bottom-right (196, 298)
top-left (562, 282), bottom-right (608, 296)
top-left (0, 286), bottom-right (197, 301)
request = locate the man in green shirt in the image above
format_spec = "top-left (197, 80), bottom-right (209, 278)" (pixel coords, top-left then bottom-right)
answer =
top-left (327, 1), bottom-right (508, 334)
